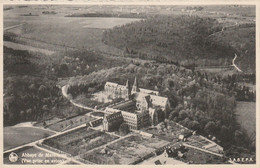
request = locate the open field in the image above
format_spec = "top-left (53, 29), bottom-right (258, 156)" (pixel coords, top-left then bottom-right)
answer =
top-left (4, 127), bottom-right (55, 151)
top-left (235, 101), bottom-right (256, 138)
top-left (4, 6), bottom-right (139, 56)
top-left (83, 134), bottom-right (170, 164)
top-left (43, 127), bottom-right (118, 156)
top-left (4, 146), bottom-right (66, 164)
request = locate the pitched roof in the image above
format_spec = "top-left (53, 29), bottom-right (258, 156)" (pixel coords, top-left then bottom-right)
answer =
top-left (139, 88), bottom-right (159, 95)
top-left (150, 95), bottom-right (168, 107)
top-left (104, 111), bottom-right (123, 122)
top-left (105, 82), bottom-right (118, 87)
top-left (135, 92), bottom-right (168, 108)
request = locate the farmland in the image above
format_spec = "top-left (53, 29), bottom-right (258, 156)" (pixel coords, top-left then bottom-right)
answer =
top-left (4, 6), bottom-right (140, 56)
top-left (4, 126), bottom-right (55, 151)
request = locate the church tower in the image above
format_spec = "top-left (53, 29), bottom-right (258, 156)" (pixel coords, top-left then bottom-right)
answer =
top-left (125, 80), bottom-right (130, 100)
top-left (131, 77), bottom-right (139, 95)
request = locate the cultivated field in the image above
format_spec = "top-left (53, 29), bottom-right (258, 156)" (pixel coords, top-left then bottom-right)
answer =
top-left (4, 146), bottom-right (66, 164)
top-left (83, 134), bottom-right (170, 164)
top-left (47, 114), bottom-right (96, 132)
top-left (4, 127), bottom-right (55, 151)
top-left (43, 127), bottom-right (118, 156)
top-left (236, 101), bottom-right (256, 138)
top-left (4, 6), bottom-right (140, 56)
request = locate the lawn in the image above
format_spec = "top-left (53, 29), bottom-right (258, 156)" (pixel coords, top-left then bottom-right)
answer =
top-left (4, 146), bottom-right (66, 164)
top-left (236, 101), bottom-right (256, 138)
top-left (83, 134), bottom-right (170, 164)
top-left (4, 127), bottom-right (55, 151)
top-left (180, 148), bottom-right (227, 164)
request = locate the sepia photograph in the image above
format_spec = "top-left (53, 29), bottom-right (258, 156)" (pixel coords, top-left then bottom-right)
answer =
top-left (2, 3), bottom-right (257, 165)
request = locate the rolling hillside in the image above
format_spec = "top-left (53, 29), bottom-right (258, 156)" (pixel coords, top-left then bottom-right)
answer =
top-left (103, 15), bottom-right (255, 73)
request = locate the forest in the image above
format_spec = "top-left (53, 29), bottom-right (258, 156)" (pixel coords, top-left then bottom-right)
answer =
top-left (3, 47), bottom-right (77, 126)
top-left (102, 15), bottom-right (255, 73)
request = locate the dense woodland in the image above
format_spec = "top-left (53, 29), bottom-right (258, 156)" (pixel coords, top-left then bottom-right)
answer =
top-left (3, 45), bottom-right (130, 126)
top-left (103, 15), bottom-right (255, 73)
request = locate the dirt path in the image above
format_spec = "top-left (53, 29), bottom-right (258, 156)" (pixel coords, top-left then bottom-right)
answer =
top-left (207, 22), bottom-right (238, 38)
top-left (232, 54), bottom-right (242, 72)
top-left (4, 41), bottom-right (55, 55)
top-left (4, 23), bottom-right (23, 31)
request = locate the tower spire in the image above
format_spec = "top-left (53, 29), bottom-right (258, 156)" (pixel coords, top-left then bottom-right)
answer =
top-left (126, 79), bottom-right (129, 88)
top-left (131, 77), bottom-right (139, 94)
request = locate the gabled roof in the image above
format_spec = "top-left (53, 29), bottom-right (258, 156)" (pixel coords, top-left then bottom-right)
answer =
top-left (105, 82), bottom-right (118, 87)
top-left (150, 95), bottom-right (168, 107)
top-left (135, 92), bottom-right (168, 108)
top-left (139, 88), bottom-right (159, 95)
top-left (104, 111), bottom-right (123, 122)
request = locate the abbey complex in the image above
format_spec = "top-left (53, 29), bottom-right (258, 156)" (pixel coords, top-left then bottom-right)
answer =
top-left (103, 77), bottom-right (171, 131)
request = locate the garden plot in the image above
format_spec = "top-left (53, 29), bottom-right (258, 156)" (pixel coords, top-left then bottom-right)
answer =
top-left (143, 121), bottom-right (191, 142)
top-left (43, 127), bottom-right (118, 156)
top-left (82, 134), bottom-right (170, 164)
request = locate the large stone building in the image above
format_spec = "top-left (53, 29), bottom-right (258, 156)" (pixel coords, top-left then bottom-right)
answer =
top-left (103, 111), bottom-right (124, 131)
top-left (104, 80), bottom-right (130, 100)
top-left (103, 77), bottom-right (171, 131)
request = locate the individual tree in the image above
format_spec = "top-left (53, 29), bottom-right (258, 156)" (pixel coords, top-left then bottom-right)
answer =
top-left (119, 123), bottom-right (130, 135)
